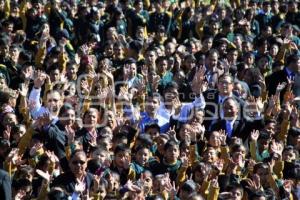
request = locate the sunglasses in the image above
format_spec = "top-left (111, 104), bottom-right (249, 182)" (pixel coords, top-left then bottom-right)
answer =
top-left (72, 160), bottom-right (86, 165)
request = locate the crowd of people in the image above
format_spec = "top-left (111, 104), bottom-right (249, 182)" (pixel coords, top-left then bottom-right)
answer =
top-left (0, 0), bottom-right (299, 199)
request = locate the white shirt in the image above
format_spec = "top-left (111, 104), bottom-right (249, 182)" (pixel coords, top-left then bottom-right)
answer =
top-left (28, 87), bottom-right (58, 123)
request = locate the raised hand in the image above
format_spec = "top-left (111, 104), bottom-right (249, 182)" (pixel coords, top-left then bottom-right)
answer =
top-left (270, 140), bottom-right (283, 156)
top-left (167, 126), bottom-right (178, 142)
top-left (180, 154), bottom-right (189, 169)
top-left (276, 82), bottom-right (287, 93)
top-left (124, 179), bottom-right (141, 192)
top-left (19, 83), bottom-right (29, 97)
top-left (135, 78), bottom-right (146, 94)
top-left (29, 143), bottom-right (43, 157)
top-left (33, 70), bottom-right (47, 89)
top-left (3, 125), bottom-right (11, 140)
top-left (191, 66), bottom-right (206, 94)
top-left (36, 169), bottom-right (51, 182)
top-left (164, 180), bottom-right (177, 200)
top-left (219, 129), bottom-right (227, 145)
top-left (250, 130), bottom-right (260, 141)
top-left (81, 79), bottom-right (90, 96)
top-left (44, 150), bottom-right (59, 164)
top-left (245, 174), bottom-right (261, 192)
top-left (65, 125), bottom-right (75, 145)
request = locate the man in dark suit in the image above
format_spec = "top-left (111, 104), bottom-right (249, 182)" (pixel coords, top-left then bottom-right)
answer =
top-left (0, 169), bottom-right (11, 200)
top-left (51, 150), bottom-right (96, 197)
top-left (210, 97), bottom-right (264, 142)
top-left (203, 73), bottom-right (244, 130)
top-left (266, 54), bottom-right (300, 102)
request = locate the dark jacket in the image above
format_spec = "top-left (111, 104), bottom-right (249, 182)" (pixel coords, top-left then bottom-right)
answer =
top-left (203, 89), bottom-right (244, 130)
top-left (210, 118), bottom-right (264, 142)
top-left (51, 171), bottom-right (94, 195)
top-left (45, 121), bottom-right (69, 172)
top-left (265, 68), bottom-right (289, 103)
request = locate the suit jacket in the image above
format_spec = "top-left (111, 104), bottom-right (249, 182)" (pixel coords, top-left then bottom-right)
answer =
top-left (210, 118), bottom-right (264, 142)
top-left (203, 89), bottom-right (244, 130)
top-left (45, 121), bottom-right (69, 172)
top-left (0, 169), bottom-right (11, 200)
top-left (51, 171), bottom-right (94, 195)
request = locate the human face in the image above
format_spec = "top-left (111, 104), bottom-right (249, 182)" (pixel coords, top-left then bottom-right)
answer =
top-left (165, 43), bottom-right (175, 56)
top-left (0, 77), bottom-right (6, 88)
top-left (158, 60), bottom-right (168, 75)
top-left (50, 69), bottom-right (61, 82)
top-left (223, 99), bottom-right (239, 118)
top-left (203, 149), bottom-right (217, 163)
top-left (146, 128), bottom-right (159, 140)
top-left (67, 65), bottom-right (77, 80)
top-left (67, 83), bottom-right (76, 96)
top-left (228, 50), bottom-right (238, 64)
top-left (145, 97), bottom-right (160, 115)
top-left (46, 92), bottom-right (62, 114)
top-left (256, 167), bottom-right (269, 187)
top-left (104, 111), bottom-right (115, 128)
top-left (164, 88), bottom-right (178, 104)
top-left (61, 109), bottom-right (75, 126)
top-left (92, 150), bottom-right (108, 164)
top-left (12, 125), bottom-right (26, 143)
top-left (9, 47), bottom-right (20, 61)
top-left (113, 45), bottom-right (123, 58)
top-left (84, 110), bottom-right (98, 128)
top-left (136, 148), bottom-right (150, 166)
top-left (136, 28), bottom-right (144, 39)
top-left (270, 44), bottom-right (279, 57)
top-left (165, 145), bottom-right (179, 163)
top-left (2, 113), bottom-right (18, 126)
top-left (218, 76), bottom-right (233, 96)
top-left (209, 131), bottom-right (221, 147)
top-left (242, 42), bottom-right (253, 54)
top-left (208, 52), bottom-right (218, 69)
top-left (156, 137), bottom-right (167, 154)
top-left (146, 51), bottom-right (157, 65)
top-left (70, 152), bottom-right (87, 177)
top-left (105, 44), bottom-right (114, 56)
top-left (179, 124), bottom-right (191, 141)
top-left (115, 151), bottom-right (130, 168)
top-left (257, 57), bottom-right (270, 73)
top-left (203, 38), bottom-right (213, 51)
top-left (282, 150), bottom-right (296, 162)
top-left (230, 188), bottom-right (243, 200)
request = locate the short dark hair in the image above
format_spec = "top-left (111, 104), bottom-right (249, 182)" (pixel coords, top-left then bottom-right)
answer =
top-left (114, 144), bottom-right (131, 155)
top-left (58, 103), bottom-right (74, 117)
top-left (164, 140), bottom-right (179, 151)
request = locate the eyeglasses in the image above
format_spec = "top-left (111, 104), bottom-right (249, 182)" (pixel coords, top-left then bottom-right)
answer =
top-left (72, 160), bottom-right (86, 165)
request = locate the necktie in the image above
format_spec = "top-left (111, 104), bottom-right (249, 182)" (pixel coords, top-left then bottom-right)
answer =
top-left (226, 121), bottom-right (234, 138)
